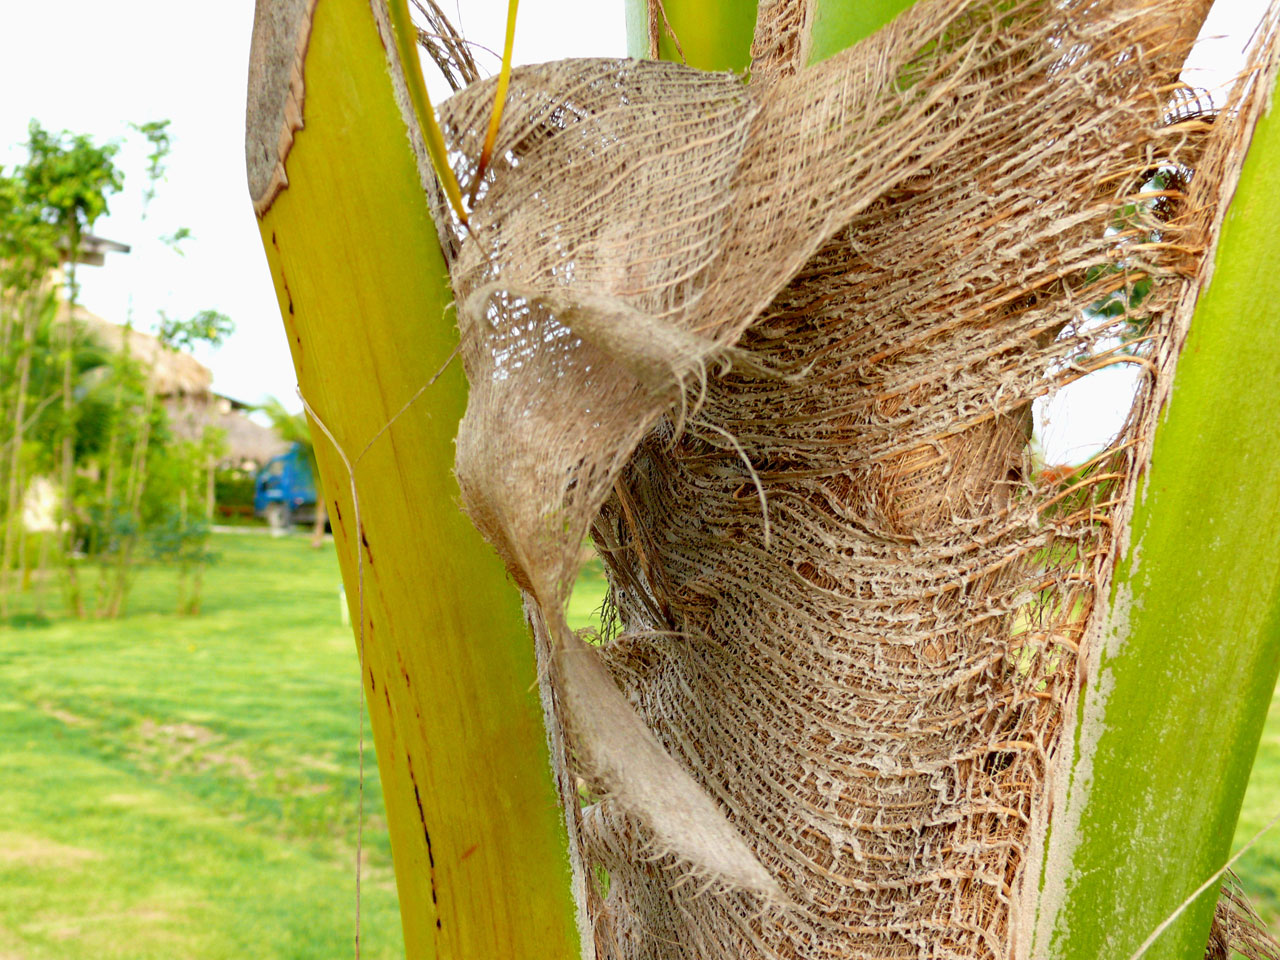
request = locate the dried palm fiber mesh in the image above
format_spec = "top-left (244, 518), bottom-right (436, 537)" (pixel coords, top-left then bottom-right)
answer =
top-left (1206, 872), bottom-right (1280, 960)
top-left (750, 0), bottom-right (817, 80)
top-left (430, 0), bottom-right (1278, 956)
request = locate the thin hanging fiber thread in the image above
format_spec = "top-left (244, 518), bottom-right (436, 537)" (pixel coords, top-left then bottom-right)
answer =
top-left (1127, 807), bottom-right (1280, 960)
top-left (296, 346), bottom-right (458, 959)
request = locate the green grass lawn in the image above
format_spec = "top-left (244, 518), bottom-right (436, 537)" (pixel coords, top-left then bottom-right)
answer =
top-left (0, 533), bottom-right (403, 960)
top-left (1235, 684), bottom-right (1280, 930)
top-left (1, 533), bottom-right (1277, 957)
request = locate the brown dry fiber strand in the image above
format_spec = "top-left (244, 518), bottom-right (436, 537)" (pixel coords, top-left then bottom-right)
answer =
top-left (431, 0), bottom-right (1278, 957)
top-left (1206, 872), bottom-right (1280, 960)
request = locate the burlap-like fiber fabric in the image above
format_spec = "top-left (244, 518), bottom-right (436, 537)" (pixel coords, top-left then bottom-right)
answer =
top-left (433, 1), bottom-right (1278, 956)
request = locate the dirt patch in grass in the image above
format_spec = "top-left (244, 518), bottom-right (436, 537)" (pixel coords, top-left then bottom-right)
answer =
top-left (37, 703), bottom-right (89, 727)
top-left (137, 719), bottom-right (217, 750)
top-left (0, 833), bottom-right (99, 869)
top-left (132, 719), bottom-right (259, 781)
top-left (18, 904), bottom-right (184, 953)
top-left (295, 752), bottom-right (341, 774)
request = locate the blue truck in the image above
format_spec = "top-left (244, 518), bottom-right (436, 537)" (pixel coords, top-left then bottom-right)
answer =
top-left (254, 443), bottom-right (318, 530)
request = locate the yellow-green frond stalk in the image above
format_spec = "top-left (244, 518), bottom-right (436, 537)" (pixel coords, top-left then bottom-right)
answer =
top-left (468, 0), bottom-right (519, 207)
top-left (385, 0), bottom-right (468, 224)
top-left (245, 0), bottom-right (580, 956)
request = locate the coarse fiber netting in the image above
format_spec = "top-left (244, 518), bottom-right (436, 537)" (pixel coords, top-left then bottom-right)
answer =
top-left (428, 1), bottom-right (1279, 957)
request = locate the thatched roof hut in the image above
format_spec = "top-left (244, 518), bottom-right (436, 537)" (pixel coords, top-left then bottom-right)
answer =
top-left (63, 306), bottom-right (287, 468)
top-left (46, 235), bottom-right (287, 469)
top-left (166, 392), bottom-right (289, 469)
top-left (213, 405), bottom-right (290, 467)
top-left (65, 303), bottom-right (212, 397)
top-left (57, 232), bottom-right (132, 268)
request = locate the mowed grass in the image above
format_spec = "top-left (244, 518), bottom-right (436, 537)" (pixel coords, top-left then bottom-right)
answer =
top-left (1, 533), bottom-right (1278, 957)
top-left (1235, 683), bottom-right (1280, 931)
top-left (0, 533), bottom-right (404, 960)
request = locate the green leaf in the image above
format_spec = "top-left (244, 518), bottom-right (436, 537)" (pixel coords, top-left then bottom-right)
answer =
top-left (1035, 68), bottom-right (1280, 960)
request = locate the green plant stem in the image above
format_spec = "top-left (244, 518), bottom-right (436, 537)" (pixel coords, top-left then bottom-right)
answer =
top-left (61, 228), bottom-right (83, 618)
top-left (808, 0), bottom-right (916, 63)
top-left (1034, 69), bottom-right (1280, 960)
top-left (385, 0), bottom-right (468, 223)
top-left (248, 0), bottom-right (582, 955)
top-left (624, 0), bottom-right (757, 70)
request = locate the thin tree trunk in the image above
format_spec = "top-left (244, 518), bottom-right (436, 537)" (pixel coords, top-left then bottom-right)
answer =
top-left (31, 530), bottom-right (50, 617)
top-left (106, 380), bottom-right (155, 618)
top-left (0, 301), bottom-right (35, 619)
top-left (0, 290), bottom-right (13, 525)
top-left (204, 456), bottom-right (215, 520)
top-left (60, 230), bottom-right (83, 617)
top-left (177, 486), bottom-right (189, 612)
top-left (184, 560), bottom-right (204, 616)
top-left (309, 499), bottom-right (327, 548)
top-left (0, 290), bottom-right (13, 361)
top-left (181, 442), bottom-right (216, 615)
top-left (94, 322), bottom-right (131, 616)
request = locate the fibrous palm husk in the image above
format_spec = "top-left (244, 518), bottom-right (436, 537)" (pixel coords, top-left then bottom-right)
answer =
top-left (1207, 873), bottom-right (1280, 960)
top-left (431, 1), bottom-right (1280, 957)
top-left (411, 0), bottom-right (480, 92)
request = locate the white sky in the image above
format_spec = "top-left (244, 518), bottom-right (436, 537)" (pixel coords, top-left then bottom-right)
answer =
top-left (0, 0), bottom-right (1267, 462)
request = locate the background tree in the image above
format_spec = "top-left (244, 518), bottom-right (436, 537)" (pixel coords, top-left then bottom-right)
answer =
top-left (0, 166), bottom-right (117, 618)
top-left (93, 121), bottom-right (171, 615)
top-left (1, 118), bottom-right (235, 621)
top-left (96, 308), bottom-right (233, 617)
top-left (0, 171), bottom-right (59, 617)
top-left (16, 121), bottom-right (122, 616)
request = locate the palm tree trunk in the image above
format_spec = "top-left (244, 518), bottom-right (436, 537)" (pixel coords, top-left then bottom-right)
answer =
top-left (250, 1), bottom-right (1280, 957)
top-left (610, 4), bottom-right (1280, 960)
